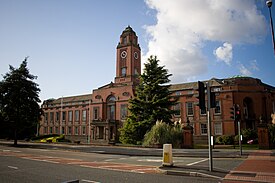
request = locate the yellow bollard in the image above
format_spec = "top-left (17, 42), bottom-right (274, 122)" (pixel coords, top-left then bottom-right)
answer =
top-left (162, 144), bottom-right (173, 166)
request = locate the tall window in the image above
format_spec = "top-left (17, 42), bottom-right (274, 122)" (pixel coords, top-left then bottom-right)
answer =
top-left (121, 67), bottom-right (126, 77)
top-left (120, 104), bottom-right (128, 119)
top-left (200, 123), bottom-right (207, 135)
top-left (93, 107), bottom-right (99, 120)
top-left (186, 102), bottom-right (194, 116)
top-left (75, 110), bottom-right (80, 122)
top-left (68, 111), bottom-right (73, 122)
top-left (68, 127), bottom-right (72, 135)
top-left (214, 123), bottom-right (222, 135)
top-left (214, 101), bottom-right (221, 114)
top-left (62, 111), bottom-right (66, 122)
top-left (44, 113), bottom-right (48, 123)
top-left (82, 110), bottom-right (87, 122)
top-left (82, 126), bottom-right (86, 135)
top-left (50, 112), bottom-right (54, 123)
top-left (75, 126), bottom-right (78, 135)
top-left (174, 103), bottom-right (181, 116)
top-left (55, 127), bottom-right (58, 134)
top-left (55, 112), bottom-right (59, 122)
top-left (107, 96), bottom-right (116, 120)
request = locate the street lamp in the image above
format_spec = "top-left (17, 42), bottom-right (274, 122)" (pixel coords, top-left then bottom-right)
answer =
top-left (266, 0), bottom-right (275, 55)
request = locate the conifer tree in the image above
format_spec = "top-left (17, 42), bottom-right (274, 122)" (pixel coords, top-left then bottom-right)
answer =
top-left (119, 55), bottom-right (177, 144)
top-left (0, 57), bottom-right (42, 145)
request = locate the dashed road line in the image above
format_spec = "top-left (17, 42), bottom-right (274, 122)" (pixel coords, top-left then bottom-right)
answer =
top-left (8, 166), bottom-right (18, 170)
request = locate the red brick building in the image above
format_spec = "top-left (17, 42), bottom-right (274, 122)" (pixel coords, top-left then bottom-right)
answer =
top-left (40, 26), bottom-right (275, 144)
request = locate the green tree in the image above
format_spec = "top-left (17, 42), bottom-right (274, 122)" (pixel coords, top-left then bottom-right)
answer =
top-left (0, 57), bottom-right (42, 145)
top-left (119, 55), bottom-right (178, 144)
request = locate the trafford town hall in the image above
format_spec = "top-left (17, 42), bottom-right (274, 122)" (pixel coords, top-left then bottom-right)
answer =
top-left (40, 26), bottom-right (275, 145)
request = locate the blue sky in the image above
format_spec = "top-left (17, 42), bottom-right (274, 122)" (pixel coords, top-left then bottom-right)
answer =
top-left (1, 0), bottom-right (275, 102)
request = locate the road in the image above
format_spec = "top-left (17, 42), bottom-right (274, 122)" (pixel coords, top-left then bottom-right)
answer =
top-left (0, 144), bottom-right (241, 183)
top-left (0, 145), bottom-right (221, 183)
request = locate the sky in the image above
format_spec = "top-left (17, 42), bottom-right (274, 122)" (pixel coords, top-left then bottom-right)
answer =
top-left (1, 0), bottom-right (275, 102)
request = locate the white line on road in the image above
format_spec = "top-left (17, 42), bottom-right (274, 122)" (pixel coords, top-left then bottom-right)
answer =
top-left (187, 158), bottom-right (208, 166)
top-left (8, 166), bottom-right (18, 170)
top-left (81, 179), bottom-right (101, 183)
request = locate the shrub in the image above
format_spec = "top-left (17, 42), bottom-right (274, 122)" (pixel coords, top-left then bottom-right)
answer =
top-left (268, 124), bottom-right (275, 145)
top-left (215, 135), bottom-right (234, 145)
top-left (142, 121), bottom-right (183, 148)
top-left (242, 129), bottom-right (258, 144)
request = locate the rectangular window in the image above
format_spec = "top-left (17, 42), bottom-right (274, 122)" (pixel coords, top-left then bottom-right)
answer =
top-left (214, 123), bottom-right (222, 135)
top-left (62, 127), bottom-right (65, 134)
top-left (174, 103), bottom-right (181, 116)
top-left (200, 123), bottom-right (208, 135)
top-left (214, 101), bottom-right (221, 114)
top-left (200, 108), bottom-right (206, 115)
top-left (44, 113), bottom-right (48, 123)
top-left (75, 110), bottom-right (80, 122)
top-left (98, 127), bottom-right (104, 139)
top-left (50, 127), bottom-right (53, 134)
top-left (186, 102), bottom-right (194, 116)
top-left (55, 112), bottom-right (59, 122)
top-left (120, 104), bottom-right (128, 119)
top-left (55, 127), bottom-right (59, 134)
top-left (68, 127), bottom-right (72, 135)
top-left (75, 126), bottom-right (78, 135)
top-left (82, 110), bottom-right (87, 122)
top-left (50, 112), bottom-right (54, 123)
top-left (82, 126), bottom-right (86, 135)
top-left (68, 111), bottom-right (73, 122)
top-left (62, 111), bottom-right (66, 121)
top-left (93, 107), bottom-right (99, 120)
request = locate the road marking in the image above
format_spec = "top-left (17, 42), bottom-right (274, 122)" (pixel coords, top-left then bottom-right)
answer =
top-left (137, 159), bottom-right (162, 162)
top-left (81, 179), bottom-right (101, 183)
top-left (8, 166), bottom-right (18, 170)
top-left (187, 158), bottom-right (208, 166)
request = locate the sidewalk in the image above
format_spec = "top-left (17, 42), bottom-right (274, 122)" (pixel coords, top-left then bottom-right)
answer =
top-left (159, 150), bottom-right (275, 183)
top-left (223, 150), bottom-right (275, 183)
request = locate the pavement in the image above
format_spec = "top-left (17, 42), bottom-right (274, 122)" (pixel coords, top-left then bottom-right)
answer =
top-left (160, 150), bottom-right (275, 183)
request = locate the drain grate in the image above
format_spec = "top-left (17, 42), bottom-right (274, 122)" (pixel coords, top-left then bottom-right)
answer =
top-left (230, 172), bottom-right (256, 177)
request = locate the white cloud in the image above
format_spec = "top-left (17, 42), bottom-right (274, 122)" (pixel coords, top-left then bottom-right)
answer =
top-left (144, 0), bottom-right (267, 82)
top-left (238, 60), bottom-right (260, 76)
top-left (239, 64), bottom-right (252, 76)
top-left (213, 42), bottom-right (233, 65)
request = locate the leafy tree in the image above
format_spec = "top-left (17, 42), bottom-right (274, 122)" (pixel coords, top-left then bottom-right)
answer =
top-left (0, 57), bottom-right (42, 145)
top-left (119, 55), bottom-right (178, 144)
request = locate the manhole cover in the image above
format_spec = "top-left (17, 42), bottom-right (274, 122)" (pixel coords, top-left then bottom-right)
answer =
top-left (230, 172), bottom-right (256, 177)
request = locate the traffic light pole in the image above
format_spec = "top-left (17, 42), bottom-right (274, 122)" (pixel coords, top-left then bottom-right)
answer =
top-left (206, 82), bottom-right (213, 172)
top-left (238, 120), bottom-right (242, 156)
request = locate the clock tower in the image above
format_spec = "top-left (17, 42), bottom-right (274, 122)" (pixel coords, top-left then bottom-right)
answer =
top-left (115, 26), bottom-right (141, 85)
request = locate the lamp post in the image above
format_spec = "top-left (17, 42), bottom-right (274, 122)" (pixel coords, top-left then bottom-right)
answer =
top-left (266, 0), bottom-right (275, 55)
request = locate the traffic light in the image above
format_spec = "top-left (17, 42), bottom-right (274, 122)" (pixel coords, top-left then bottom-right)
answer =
top-left (230, 105), bottom-right (235, 120)
top-left (210, 91), bottom-right (216, 108)
top-left (196, 81), bottom-right (206, 110)
top-left (235, 104), bottom-right (241, 121)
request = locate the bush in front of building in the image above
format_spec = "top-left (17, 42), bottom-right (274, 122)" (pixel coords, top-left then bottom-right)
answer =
top-left (268, 124), bottom-right (275, 145)
top-left (215, 135), bottom-right (234, 145)
top-left (142, 120), bottom-right (183, 148)
top-left (241, 128), bottom-right (258, 144)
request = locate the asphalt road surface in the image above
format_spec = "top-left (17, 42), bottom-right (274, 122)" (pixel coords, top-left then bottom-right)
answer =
top-left (0, 145), bottom-right (230, 183)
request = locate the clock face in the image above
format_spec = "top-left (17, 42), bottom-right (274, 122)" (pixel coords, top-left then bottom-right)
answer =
top-left (121, 51), bottom-right (127, 58)
top-left (134, 52), bottom-right (138, 59)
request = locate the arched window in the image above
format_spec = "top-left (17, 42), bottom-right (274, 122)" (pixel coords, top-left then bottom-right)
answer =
top-left (107, 96), bottom-right (116, 121)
